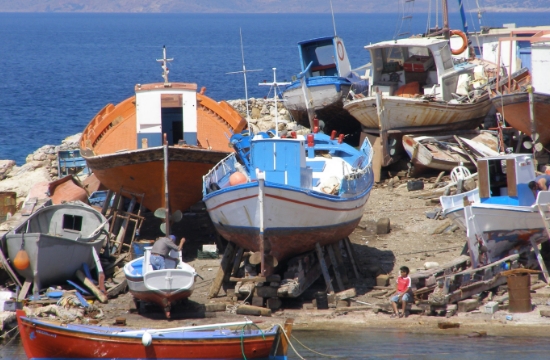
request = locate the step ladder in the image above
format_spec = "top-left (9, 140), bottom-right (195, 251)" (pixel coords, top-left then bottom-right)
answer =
top-left (535, 201), bottom-right (550, 283)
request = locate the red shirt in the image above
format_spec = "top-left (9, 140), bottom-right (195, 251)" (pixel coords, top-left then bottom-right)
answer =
top-left (397, 276), bottom-right (411, 293)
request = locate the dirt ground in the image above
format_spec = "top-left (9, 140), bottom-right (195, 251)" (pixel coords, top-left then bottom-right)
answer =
top-left (92, 171), bottom-right (550, 338)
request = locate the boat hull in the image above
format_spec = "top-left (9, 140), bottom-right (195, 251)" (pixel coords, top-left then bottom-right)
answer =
top-left (282, 80), bottom-right (351, 112)
top-left (205, 183), bottom-right (370, 261)
top-left (465, 204), bottom-right (546, 268)
top-left (16, 311), bottom-right (285, 360)
top-left (492, 92), bottom-right (550, 147)
top-left (124, 254), bottom-right (195, 316)
top-left (84, 146), bottom-right (228, 212)
top-left (344, 94), bottom-right (492, 132)
top-left (3, 202), bottom-right (108, 290)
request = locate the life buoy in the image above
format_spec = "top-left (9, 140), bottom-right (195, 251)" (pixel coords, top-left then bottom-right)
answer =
top-left (449, 30), bottom-right (468, 55)
top-left (336, 40), bottom-right (345, 61)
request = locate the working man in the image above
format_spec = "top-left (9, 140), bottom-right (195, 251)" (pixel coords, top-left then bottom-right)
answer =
top-left (150, 235), bottom-right (185, 270)
top-left (528, 174), bottom-right (550, 198)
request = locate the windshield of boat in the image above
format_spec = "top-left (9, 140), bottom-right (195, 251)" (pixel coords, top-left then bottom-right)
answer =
top-left (314, 44), bottom-right (336, 66)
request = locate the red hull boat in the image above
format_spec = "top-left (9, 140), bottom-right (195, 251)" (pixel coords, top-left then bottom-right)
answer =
top-left (16, 310), bottom-right (292, 359)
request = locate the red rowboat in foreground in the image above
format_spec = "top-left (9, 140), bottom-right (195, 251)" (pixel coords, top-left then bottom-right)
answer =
top-left (16, 310), bottom-right (293, 359)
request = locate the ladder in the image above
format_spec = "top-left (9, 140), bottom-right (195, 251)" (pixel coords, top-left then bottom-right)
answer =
top-left (535, 201), bottom-right (550, 283)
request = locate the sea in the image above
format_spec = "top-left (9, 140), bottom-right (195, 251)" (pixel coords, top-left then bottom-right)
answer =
top-left (2, 11), bottom-right (550, 359)
top-left (1, 12), bottom-right (550, 165)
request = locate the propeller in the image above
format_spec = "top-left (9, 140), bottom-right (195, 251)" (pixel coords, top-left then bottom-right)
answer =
top-left (155, 209), bottom-right (183, 234)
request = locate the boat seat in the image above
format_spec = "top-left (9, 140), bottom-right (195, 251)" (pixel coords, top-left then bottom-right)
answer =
top-left (306, 160), bottom-right (326, 172)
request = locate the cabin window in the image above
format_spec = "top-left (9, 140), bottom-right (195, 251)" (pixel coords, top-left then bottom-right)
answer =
top-left (63, 214), bottom-right (83, 232)
top-left (439, 44), bottom-right (454, 70)
top-left (314, 44), bottom-right (336, 66)
top-left (488, 159), bottom-right (509, 197)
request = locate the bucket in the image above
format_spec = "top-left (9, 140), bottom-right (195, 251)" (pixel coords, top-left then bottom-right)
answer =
top-left (507, 273), bottom-right (531, 313)
top-left (315, 292), bottom-right (329, 310)
top-left (131, 240), bottom-right (154, 260)
top-left (0, 192), bottom-right (16, 224)
top-left (407, 180), bottom-right (424, 192)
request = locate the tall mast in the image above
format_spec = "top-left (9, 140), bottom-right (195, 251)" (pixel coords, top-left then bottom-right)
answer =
top-left (442, 0), bottom-right (450, 39)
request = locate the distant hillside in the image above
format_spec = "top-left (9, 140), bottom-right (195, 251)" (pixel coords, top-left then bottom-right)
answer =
top-left (1, 0), bottom-right (550, 13)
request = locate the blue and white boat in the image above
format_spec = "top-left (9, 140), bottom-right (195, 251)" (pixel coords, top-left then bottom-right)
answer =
top-left (282, 36), bottom-right (368, 139)
top-left (442, 154), bottom-right (550, 268)
top-left (202, 128), bottom-right (374, 275)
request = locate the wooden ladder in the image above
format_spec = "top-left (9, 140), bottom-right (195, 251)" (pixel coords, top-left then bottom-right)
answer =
top-left (535, 202), bottom-right (550, 283)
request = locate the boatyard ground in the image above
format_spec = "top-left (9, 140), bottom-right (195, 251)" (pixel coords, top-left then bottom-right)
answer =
top-left (93, 171), bottom-right (550, 338)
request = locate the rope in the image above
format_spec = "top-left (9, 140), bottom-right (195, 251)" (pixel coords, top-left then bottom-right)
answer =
top-left (291, 334), bottom-right (341, 358)
top-left (239, 322), bottom-right (266, 360)
top-left (280, 327), bottom-right (306, 360)
top-left (0, 324), bottom-right (19, 339)
top-left (1, 327), bottom-right (19, 347)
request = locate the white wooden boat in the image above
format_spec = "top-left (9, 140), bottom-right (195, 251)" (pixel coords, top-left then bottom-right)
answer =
top-left (440, 188), bottom-right (479, 231)
top-left (442, 154), bottom-right (548, 268)
top-left (202, 129), bottom-right (374, 276)
top-left (402, 130), bottom-right (499, 174)
top-left (343, 37), bottom-right (494, 166)
top-left (124, 246), bottom-right (196, 318)
top-left (282, 36), bottom-right (367, 140)
top-left (2, 201), bottom-right (109, 294)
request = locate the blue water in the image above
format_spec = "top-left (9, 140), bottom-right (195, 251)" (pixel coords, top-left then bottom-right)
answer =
top-left (3, 328), bottom-right (550, 359)
top-left (1, 12), bottom-right (549, 164)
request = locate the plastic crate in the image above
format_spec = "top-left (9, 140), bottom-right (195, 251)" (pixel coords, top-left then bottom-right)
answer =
top-left (197, 250), bottom-right (219, 259)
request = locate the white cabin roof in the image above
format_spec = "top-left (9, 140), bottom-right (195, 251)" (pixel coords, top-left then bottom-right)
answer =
top-left (365, 37), bottom-right (447, 50)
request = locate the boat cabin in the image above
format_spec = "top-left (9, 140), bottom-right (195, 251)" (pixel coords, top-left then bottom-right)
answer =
top-left (477, 154), bottom-right (536, 206)
top-left (135, 83), bottom-right (198, 148)
top-left (298, 36), bottom-right (352, 78)
top-left (366, 38), bottom-right (480, 101)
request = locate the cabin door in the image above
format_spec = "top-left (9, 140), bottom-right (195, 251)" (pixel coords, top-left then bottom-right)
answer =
top-left (161, 94), bottom-right (184, 145)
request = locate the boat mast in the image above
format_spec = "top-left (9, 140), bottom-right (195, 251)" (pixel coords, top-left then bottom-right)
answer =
top-left (157, 46), bottom-right (173, 86)
top-left (258, 68), bottom-right (290, 138)
top-left (442, 0), bottom-right (450, 39)
top-left (226, 29), bottom-right (262, 134)
top-left (330, 0), bottom-right (337, 37)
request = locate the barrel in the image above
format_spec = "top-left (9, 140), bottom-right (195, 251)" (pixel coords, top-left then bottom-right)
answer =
top-left (507, 273), bottom-right (531, 313)
top-left (315, 292), bottom-right (329, 310)
top-left (0, 192), bottom-right (16, 224)
top-left (131, 240), bottom-right (154, 260)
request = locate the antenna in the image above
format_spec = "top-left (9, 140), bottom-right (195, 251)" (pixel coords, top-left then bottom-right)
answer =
top-left (156, 46), bottom-right (173, 85)
top-left (226, 29), bottom-right (262, 132)
top-left (258, 68), bottom-right (291, 138)
top-left (329, 0), bottom-right (337, 37)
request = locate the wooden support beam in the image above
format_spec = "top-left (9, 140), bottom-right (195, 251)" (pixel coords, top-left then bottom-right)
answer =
top-left (76, 269), bottom-right (108, 303)
top-left (18, 280), bottom-right (32, 301)
top-left (231, 247), bottom-right (245, 277)
top-left (331, 242), bottom-right (349, 285)
top-left (315, 243), bottom-right (334, 294)
top-left (327, 244), bottom-right (344, 292)
top-left (343, 238), bottom-right (360, 279)
top-left (101, 190), bottom-right (114, 216)
top-left (530, 236), bottom-right (550, 283)
top-left (208, 242), bottom-right (237, 299)
top-left (114, 196), bottom-right (137, 255)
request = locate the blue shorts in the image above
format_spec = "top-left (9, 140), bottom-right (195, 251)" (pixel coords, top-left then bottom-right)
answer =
top-left (390, 293), bottom-right (412, 303)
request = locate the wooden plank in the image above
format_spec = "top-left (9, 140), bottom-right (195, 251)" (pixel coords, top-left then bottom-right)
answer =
top-left (20, 197), bottom-right (37, 216)
top-left (18, 280), bottom-right (32, 301)
top-left (506, 159), bottom-right (517, 196)
top-left (0, 246), bottom-right (22, 288)
top-left (76, 269), bottom-right (107, 303)
top-left (114, 196), bottom-right (137, 255)
top-left (327, 244), bottom-right (344, 292)
top-left (208, 242), bottom-right (237, 299)
top-left (477, 159), bottom-right (490, 198)
top-left (530, 236), bottom-right (550, 283)
top-left (315, 243), bottom-right (334, 294)
top-left (343, 238), bottom-right (360, 279)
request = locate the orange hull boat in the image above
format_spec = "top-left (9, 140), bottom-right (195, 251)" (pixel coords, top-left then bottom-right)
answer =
top-left (80, 49), bottom-right (246, 213)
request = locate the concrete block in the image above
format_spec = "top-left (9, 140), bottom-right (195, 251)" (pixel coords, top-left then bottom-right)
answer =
top-left (336, 288), bottom-right (356, 300)
top-left (376, 218), bottom-right (391, 234)
top-left (256, 286), bottom-right (278, 298)
top-left (336, 299), bottom-right (350, 308)
top-left (376, 274), bottom-right (390, 287)
top-left (458, 299), bottom-right (479, 313)
top-left (266, 297), bottom-right (282, 311)
top-left (251, 296), bottom-right (265, 307)
top-left (483, 301), bottom-right (499, 314)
